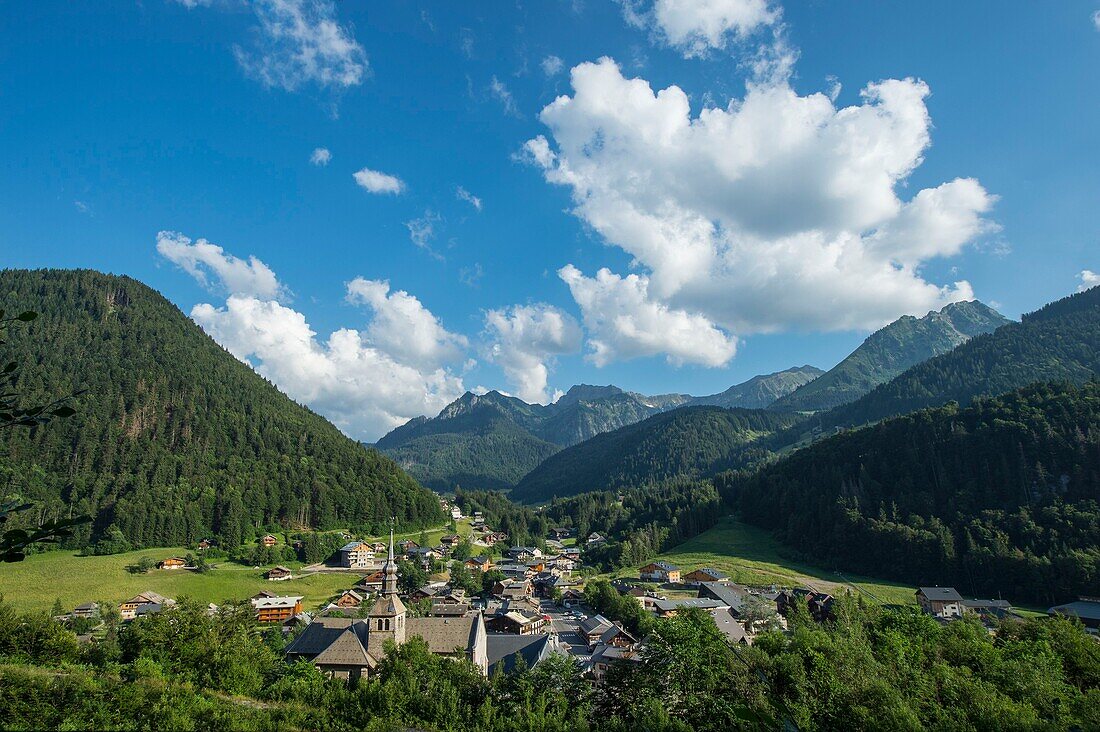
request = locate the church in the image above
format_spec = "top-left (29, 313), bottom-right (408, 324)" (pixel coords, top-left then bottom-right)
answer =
top-left (285, 529), bottom-right (488, 681)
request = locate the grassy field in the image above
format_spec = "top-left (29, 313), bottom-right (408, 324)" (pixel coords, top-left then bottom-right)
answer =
top-left (610, 517), bottom-right (918, 606)
top-left (0, 518), bottom-right (476, 615)
top-left (0, 547), bottom-right (364, 614)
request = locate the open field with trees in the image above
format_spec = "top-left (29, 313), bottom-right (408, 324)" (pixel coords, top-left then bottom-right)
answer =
top-left (611, 517), bottom-right (919, 606)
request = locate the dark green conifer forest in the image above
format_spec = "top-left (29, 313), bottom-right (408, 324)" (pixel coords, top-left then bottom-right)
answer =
top-left (0, 269), bottom-right (444, 550)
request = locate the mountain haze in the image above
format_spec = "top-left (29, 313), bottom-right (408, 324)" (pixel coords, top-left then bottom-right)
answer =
top-left (510, 406), bottom-right (805, 504)
top-left (0, 269), bottom-right (445, 549)
top-left (377, 367), bottom-right (820, 492)
top-left (688, 366), bottom-right (823, 409)
top-left (771, 301), bottom-right (1010, 412)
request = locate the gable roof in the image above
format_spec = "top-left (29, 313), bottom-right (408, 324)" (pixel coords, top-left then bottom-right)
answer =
top-left (709, 608), bottom-right (749, 644)
top-left (486, 633), bottom-right (559, 675)
top-left (285, 616), bottom-right (360, 656)
top-left (123, 591), bottom-right (172, 606)
top-left (252, 596), bottom-right (303, 610)
top-left (1049, 599), bottom-right (1100, 622)
top-left (579, 614), bottom-right (614, 636)
top-left (340, 541), bottom-right (371, 552)
top-left (312, 626), bottom-right (376, 668)
top-left (918, 587), bottom-right (963, 602)
top-left (688, 567), bottom-right (729, 580)
top-left (406, 616), bottom-right (484, 655)
top-left (651, 597), bottom-right (727, 613)
top-left (699, 582), bottom-right (748, 613)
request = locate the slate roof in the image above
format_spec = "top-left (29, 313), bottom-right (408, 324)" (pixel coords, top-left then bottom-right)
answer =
top-left (579, 614), bottom-right (614, 636)
top-left (650, 597), bottom-right (727, 613)
top-left (285, 616), bottom-right (361, 657)
top-left (407, 616), bottom-right (484, 655)
top-left (486, 633), bottom-right (559, 675)
top-left (689, 567), bottom-right (730, 580)
top-left (1049, 600), bottom-right (1100, 622)
top-left (252, 596), bottom-right (303, 610)
top-left (709, 608), bottom-right (749, 644)
top-left (699, 582), bottom-right (748, 613)
top-left (312, 626), bottom-right (376, 668)
top-left (918, 587), bottom-right (964, 602)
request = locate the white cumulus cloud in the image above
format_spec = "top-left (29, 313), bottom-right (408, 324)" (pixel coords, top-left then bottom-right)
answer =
top-left (621, 0), bottom-right (779, 58)
top-left (559, 265), bottom-right (736, 367)
top-left (1078, 270), bottom-right (1100, 292)
top-left (160, 235), bottom-right (469, 440)
top-left (524, 58), bottom-right (995, 363)
top-left (353, 167), bottom-right (405, 194)
top-left (310, 147), bottom-right (332, 166)
top-left (234, 0), bottom-right (368, 92)
top-left (157, 231), bottom-right (285, 300)
top-left (484, 304), bottom-right (583, 403)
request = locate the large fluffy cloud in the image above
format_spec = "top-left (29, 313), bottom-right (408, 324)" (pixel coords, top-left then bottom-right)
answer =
top-left (484, 304), bottom-right (582, 403)
top-left (621, 0), bottom-right (779, 58)
top-left (525, 58), bottom-right (995, 361)
top-left (161, 235), bottom-right (467, 440)
top-left (1078, 270), bottom-right (1099, 292)
top-left (234, 0), bottom-right (368, 92)
top-left (559, 265), bottom-right (736, 367)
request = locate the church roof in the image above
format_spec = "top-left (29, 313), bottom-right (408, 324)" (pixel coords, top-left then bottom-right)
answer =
top-left (407, 616), bottom-right (483, 655)
top-left (312, 626), bottom-right (376, 668)
top-left (285, 616), bottom-right (360, 657)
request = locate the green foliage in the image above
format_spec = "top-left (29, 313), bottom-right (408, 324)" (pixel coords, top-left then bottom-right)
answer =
top-left (732, 381), bottom-right (1100, 603)
top-left (773, 300), bottom-right (1009, 412)
top-left (1, 594), bottom-right (1099, 731)
top-left (583, 579), bottom-right (653, 636)
top-left (0, 270), bottom-right (445, 550)
top-left (511, 406), bottom-right (803, 503)
top-left (397, 559), bottom-right (428, 594)
top-left (457, 480), bottom-right (723, 570)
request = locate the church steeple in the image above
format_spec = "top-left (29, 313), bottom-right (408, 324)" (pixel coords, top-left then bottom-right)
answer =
top-left (382, 520), bottom-right (398, 597)
top-left (367, 517), bottom-right (406, 659)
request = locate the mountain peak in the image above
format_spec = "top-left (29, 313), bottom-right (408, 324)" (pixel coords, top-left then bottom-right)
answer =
top-left (555, 384), bottom-right (625, 407)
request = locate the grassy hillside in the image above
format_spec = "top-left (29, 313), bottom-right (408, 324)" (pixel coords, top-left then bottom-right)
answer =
top-left (511, 406), bottom-right (803, 503)
top-left (0, 269), bottom-right (445, 548)
top-left (610, 517), bottom-right (917, 606)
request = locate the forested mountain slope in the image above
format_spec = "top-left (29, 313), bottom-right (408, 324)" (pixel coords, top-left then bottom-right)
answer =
top-left (821, 286), bottom-right (1100, 429)
top-left (511, 406), bottom-right (804, 503)
top-left (726, 381), bottom-right (1100, 604)
top-left (0, 269), bottom-right (445, 549)
top-left (772, 301), bottom-right (1010, 412)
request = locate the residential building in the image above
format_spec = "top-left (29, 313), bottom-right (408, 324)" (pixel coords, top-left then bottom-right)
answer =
top-left (253, 596), bottom-right (304, 623)
top-left (699, 582), bottom-right (748, 615)
top-left (1048, 597), bottom-right (1100, 629)
top-left (586, 532), bottom-right (607, 547)
top-left (340, 541), bottom-right (375, 569)
top-left (157, 557), bottom-right (186, 570)
top-left (486, 611), bottom-right (545, 635)
top-left (507, 546), bottom-right (543, 561)
top-left (335, 590), bottom-right (364, 609)
top-left (586, 643), bottom-right (638, 682)
top-left (649, 597), bottom-right (727, 617)
top-left (119, 591), bottom-right (175, 621)
top-left (486, 632), bottom-right (561, 676)
top-left (962, 598), bottom-right (1014, 620)
top-left (464, 556), bottom-right (493, 572)
top-left (260, 535), bottom-right (278, 548)
top-left (639, 561), bottom-right (681, 584)
top-left (709, 608), bottom-right (750, 645)
top-left (356, 571), bottom-right (385, 593)
top-left (197, 539), bottom-right (212, 551)
top-left (683, 567), bottom-right (729, 585)
top-left (439, 534), bottom-right (462, 549)
top-left (916, 587), bottom-right (964, 619)
top-left (266, 565), bottom-right (293, 581)
top-left (451, 506), bottom-right (463, 521)
top-left (72, 602), bottom-right (99, 620)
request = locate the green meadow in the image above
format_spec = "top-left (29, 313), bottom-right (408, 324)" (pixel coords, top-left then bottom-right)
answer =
top-left (0, 547), bottom-right (360, 614)
top-left (612, 517), bottom-right (919, 606)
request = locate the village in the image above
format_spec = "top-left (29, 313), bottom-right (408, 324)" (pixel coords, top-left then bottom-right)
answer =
top-left (48, 497), bottom-right (1100, 686)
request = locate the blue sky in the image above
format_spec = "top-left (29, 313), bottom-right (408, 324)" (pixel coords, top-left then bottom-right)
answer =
top-left (1, 0), bottom-right (1098, 440)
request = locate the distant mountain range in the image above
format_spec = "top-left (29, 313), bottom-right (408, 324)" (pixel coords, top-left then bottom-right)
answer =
top-left (376, 367), bottom-right (820, 492)
top-left (379, 300), bottom-right (1014, 494)
top-left (771, 301), bottom-right (1010, 412)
